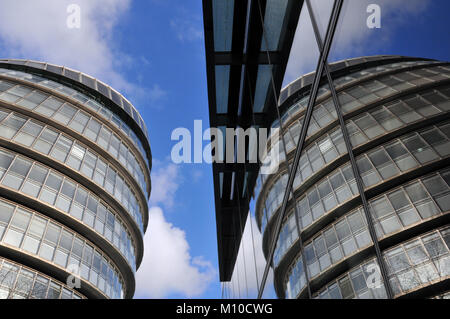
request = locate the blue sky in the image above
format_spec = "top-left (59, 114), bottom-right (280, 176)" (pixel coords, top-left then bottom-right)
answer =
top-left (0, 0), bottom-right (448, 299)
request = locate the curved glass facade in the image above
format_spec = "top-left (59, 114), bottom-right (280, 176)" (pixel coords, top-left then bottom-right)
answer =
top-left (311, 257), bottom-right (388, 299)
top-left (255, 56), bottom-right (450, 299)
top-left (0, 60), bottom-right (149, 143)
top-left (0, 256), bottom-right (85, 299)
top-left (0, 60), bottom-right (151, 299)
top-left (0, 107), bottom-right (145, 234)
top-left (0, 147), bottom-right (137, 271)
top-left (0, 199), bottom-right (125, 298)
top-left (0, 77), bottom-right (149, 199)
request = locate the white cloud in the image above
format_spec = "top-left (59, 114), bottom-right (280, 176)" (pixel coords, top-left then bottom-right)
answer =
top-left (0, 1), bottom-right (129, 90)
top-left (190, 169), bottom-right (203, 183)
top-left (135, 206), bottom-right (216, 298)
top-left (227, 213), bottom-right (275, 298)
top-left (149, 161), bottom-right (181, 209)
top-left (170, 8), bottom-right (203, 43)
top-left (284, 0), bottom-right (430, 85)
top-left (0, 0), bottom-right (167, 107)
top-left (136, 161), bottom-right (216, 298)
top-left (148, 84), bottom-right (168, 107)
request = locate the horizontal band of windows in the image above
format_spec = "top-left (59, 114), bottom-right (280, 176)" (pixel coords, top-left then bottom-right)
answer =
top-left (256, 83), bottom-right (450, 228)
top-left (0, 68), bottom-right (150, 170)
top-left (0, 101), bottom-right (146, 233)
top-left (310, 257), bottom-right (387, 299)
top-left (383, 226), bottom-right (450, 298)
top-left (260, 120), bottom-right (450, 244)
top-left (286, 224), bottom-right (450, 299)
top-left (0, 198), bottom-right (126, 299)
top-left (0, 108), bottom-right (147, 234)
top-left (0, 255), bottom-right (85, 299)
top-left (273, 63), bottom-right (450, 142)
top-left (0, 111), bottom-right (146, 238)
top-left (261, 79), bottom-right (450, 190)
top-left (260, 82), bottom-right (450, 204)
top-left (0, 146), bottom-right (138, 271)
top-left (279, 60), bottom-right (443, 109)
top-left (265, 155), bottom-right (450, 263)
top-left (0, 77), bottom-right (149, 200)
top-left (281, 170), bottom-right (450, 298)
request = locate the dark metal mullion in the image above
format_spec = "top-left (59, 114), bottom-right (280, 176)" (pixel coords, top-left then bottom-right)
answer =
top-left (305, 0), bottom-right (394, 299)
top-left (327, 76), bottom-right (394, 299)
top-left (257, 0), bottom-right (343, 299)
top-left (256, 0), bottom-right (312, 299)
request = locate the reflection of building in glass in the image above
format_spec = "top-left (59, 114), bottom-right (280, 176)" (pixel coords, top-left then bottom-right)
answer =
top-left (0, 59), bottom-right (151, 299)
top-left (203, 0), bottom-right (449, 299)
top-left (255, 56), bottom-right (450, 299)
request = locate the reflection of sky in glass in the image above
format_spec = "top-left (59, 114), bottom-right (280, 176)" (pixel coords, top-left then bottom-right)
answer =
top-left (212, 0), bottom-right (234, 52)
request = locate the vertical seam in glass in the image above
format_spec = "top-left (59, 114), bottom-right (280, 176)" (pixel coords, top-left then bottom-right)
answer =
top-left (257, 0), bottom-right (343, 299)
top-left (305, 0), bottom-right (394, 298)
top-left (256, 0), bottom-right (312, 298)
top-left (325, 65), bottom-right (395, 298)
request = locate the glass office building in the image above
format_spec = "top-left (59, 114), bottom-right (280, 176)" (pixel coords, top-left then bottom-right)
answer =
top-left (203, 0), bottom-right (449, 299)
top-left (0, 59), bottom-right (151, 299)
top-left (254, 56), bottom-right (450, 299)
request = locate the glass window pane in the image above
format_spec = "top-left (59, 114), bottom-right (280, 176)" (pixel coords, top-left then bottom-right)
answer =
top-left (380, 215), bottom-right (402, 235)
top-left (28, 165), bottom-right (48, 184)
top-left (424, 236), bottom-right (447, 258)
top-left (0, 151), bottom-right (13, 170)
top-left (29, 216), bottom-right (47, 237)
top-left (388, 189), bottom-right (410, 211)
top-left (39, 243), bottom-right (55, 261)
top-left (335, 220), bottom-right (351, 241)
top-left (23, 235), bottom-right (40, 254)
top-left (10, 158), bottom-right (32, 177)
top-left (2, 172), bottom-right (25, 190)
top-left (31, 276), bottom-right (49, 298)
top-left (44, 223), bottom-right (61, 244)
top-left (406, 245), bottom-right (428, 265)
top-left (45, 173), bottom-right (62, 191)
top-left (4, 228), bottom-right (24, 247)
top-left (405, 183), bottom-right (429, 203)
top-left (338, 276), bottom-right (354, 299)
top-left (0, 201), bottom-right (15, 224)
top-left (370, 197), bottom-right (394, 219)
top-left (347, 211), bottom-right (365, 233)
top-left (11, 209), bottom-right (31, 230)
